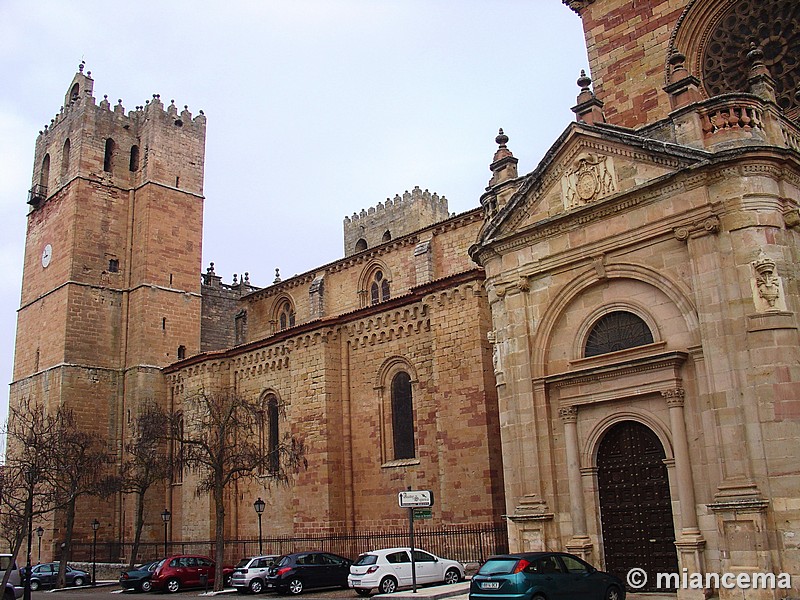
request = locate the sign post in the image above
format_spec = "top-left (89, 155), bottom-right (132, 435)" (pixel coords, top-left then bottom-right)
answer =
top-left (398, 490), bottom-right (434, 594)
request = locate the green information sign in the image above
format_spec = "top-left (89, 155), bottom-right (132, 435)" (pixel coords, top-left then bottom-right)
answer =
top-left (413, 508), bottom-right (432, 520)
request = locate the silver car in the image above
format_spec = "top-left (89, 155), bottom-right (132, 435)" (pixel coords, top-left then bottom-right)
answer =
top-left (231, 555), bottom-right (277, 594)
top-left (0, 554), bottom-right (23, 600)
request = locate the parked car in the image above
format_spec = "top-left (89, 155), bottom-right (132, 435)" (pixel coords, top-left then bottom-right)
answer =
top-left (0, 554), bottom-right (23, 600)
top-left (119, 560), bottom-right (160, 592)
top-left (149, 555), bottom-right (234, 593)
top-left (266, 552), bottom-right (352, 595)
top-left (231, 555), bottom-right (278, 594)
top-left (348, 547), bottom-right (464, 596)
top-left (469, 552), bottom-right (625, 600)
top-left (22, 563), bottom-right (91, 590)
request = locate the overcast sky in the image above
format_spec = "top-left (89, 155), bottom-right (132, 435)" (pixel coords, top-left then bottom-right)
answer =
top-left (0, 1), bottom-right (587, 442)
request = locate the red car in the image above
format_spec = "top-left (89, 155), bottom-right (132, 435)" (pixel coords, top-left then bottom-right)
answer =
top-left (150, 555), bottom-right (233, 593)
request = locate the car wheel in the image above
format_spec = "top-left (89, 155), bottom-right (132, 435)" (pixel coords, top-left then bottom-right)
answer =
top-left (378, 577), bottom-right (398, 595)
top-left (444, 568), bottom-right (461, 585)
top-left (140, 579), bottom-right (152, 593)
top-left (166, 578), bottom-right (181, 593)
top-left (249, 579), bottom-right (264, 594)
top-left (29, 580), bottom-right (40, 592)
top-left (287, 578), bottom-right (303, 595)
top-left (355, 588), bottom-right (372, 597)
top-left (531, 595), bottom-right (546, 600)
top-left (605, 585), bottom-right (622, 600)
top-left (73, 576), bottom-right (86, 587)
top-left (225, 574), bottom-right (233, 587)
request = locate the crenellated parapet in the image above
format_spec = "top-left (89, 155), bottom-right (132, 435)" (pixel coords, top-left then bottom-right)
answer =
top-left (28, 62), bottom-right (207, 210)
top-left (342, 185), bottom-right (450, 257)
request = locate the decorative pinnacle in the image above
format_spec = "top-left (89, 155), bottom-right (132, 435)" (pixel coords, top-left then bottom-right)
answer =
top-left (274, 268), bottom-right (281, 283)
top-left (79, 61), bottom-right (85, 73)
top-left (495, 128), bottom-right (509, 148)
top-left (747, 41), bottom-right (764, 67)
top-left (577, 69), bottom-right (592, 91)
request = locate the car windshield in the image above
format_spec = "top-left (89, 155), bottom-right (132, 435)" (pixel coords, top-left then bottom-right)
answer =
top-left (477, 558), bottom-right (521, 576)
top-left (353, 554), bottom-right (378, 566)
top-left (235, 559), bottom-right (251, 568)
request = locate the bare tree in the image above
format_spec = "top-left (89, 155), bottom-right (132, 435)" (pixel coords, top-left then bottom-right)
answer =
top-left (49, 412), bottom-right (113, 588)
top-left (0, 399), bottom-right (65, 599)
top-left (101, 403), bottom-right (171, 567)
top-left (170, 390), bottom-right (306, 591)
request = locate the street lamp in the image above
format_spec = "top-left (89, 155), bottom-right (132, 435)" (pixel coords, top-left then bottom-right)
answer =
top-left (253, 498), bottom-right (265, 555)
top-left (35, 527), bottom-right (43, 563)
top-left (161, 509), bottom-right (171, 558)
top-left (91, 519), bottom-right (99, 587)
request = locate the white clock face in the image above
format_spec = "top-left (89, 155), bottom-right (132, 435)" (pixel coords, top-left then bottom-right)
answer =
top-left (41, 244), bottom-right (52, 268)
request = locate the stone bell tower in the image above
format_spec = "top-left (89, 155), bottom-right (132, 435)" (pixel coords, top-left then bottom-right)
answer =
top-left (9, 63), bottom-right (206, 555)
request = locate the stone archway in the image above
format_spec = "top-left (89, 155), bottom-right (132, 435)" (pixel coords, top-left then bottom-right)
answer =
top-left (597, 420), bottom-right (679, 591)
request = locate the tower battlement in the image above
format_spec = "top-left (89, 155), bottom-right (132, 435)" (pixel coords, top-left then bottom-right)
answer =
top-left (343, 185), bottom-right (450, 257)
top-left (29, 63), bottom-right (207, 210)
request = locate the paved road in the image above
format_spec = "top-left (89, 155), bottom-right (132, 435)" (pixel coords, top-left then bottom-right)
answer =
top-left (32, 583), bottom-right (377, 600)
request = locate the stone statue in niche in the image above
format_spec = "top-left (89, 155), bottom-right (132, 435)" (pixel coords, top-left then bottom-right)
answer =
top-left (751, 250), bottom-right (786, 312)
top-left (561, 153), bottom-right (617, 210)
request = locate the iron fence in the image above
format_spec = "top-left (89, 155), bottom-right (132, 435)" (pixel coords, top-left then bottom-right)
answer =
top-left (72, 522), bottom-right (508, 566)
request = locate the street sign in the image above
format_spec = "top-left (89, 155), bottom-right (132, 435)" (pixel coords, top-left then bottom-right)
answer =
top-left (398, 489), bottom-right (434, 508)
top-left (413, 508), bottom-right (432, 520)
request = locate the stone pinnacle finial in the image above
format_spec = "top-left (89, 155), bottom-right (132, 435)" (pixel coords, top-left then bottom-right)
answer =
top-left (79, 61), bottom-right (85, 73)
top-left (496, 128), bottom-right (509, 148)
top-left (274, 268), bottom-right (281, 283)
top-left (577, 69), bottom-right (592, 92)
top-left (747, 41), bottom-right (765, 68)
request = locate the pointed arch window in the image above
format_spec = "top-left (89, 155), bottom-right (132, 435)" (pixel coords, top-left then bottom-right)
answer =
top-left (260, 393), bottom-right (280, 474)
top-left (40, 154), bottom-right (51, 191)
top-left (277, 299), bottom-right (295, 331)
top-left (370, 270), bottom-right (390, 305)
top-left (69, 83), bottom-right (80, 104)
top-left (382, 230), bottom-right (392, 242)
top-left (584, 311), bottom-right (654, 357)
top-left (391, 372), bottom-right (415, 459)
top-left (104, 138), bottom-right (115, 172)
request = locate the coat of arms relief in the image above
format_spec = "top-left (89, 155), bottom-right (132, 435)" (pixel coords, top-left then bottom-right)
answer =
top-left (561, 152), bottom-right (617, 210)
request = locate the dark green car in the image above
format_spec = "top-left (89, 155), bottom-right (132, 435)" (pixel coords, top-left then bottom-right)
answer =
top-left (469, 553), bottom-right (625, 600)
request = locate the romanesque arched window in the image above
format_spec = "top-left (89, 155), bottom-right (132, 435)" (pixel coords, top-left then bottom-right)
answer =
top-left (382, 230), bottom-right (392, 242)
top-left (172, 413), bottom-right (184, 484)
top-left (584, 311), bottom-right (654, 357)
top-left (370, 270), bottom-right (390, 305)
top-left (391, 372), bottom-right (415, 460)
top-left (355, 238), bottom-right (368, 253)
top-left (104, 138), bottom-right (115, 172)
top-left (40, 154), bottom-right (50, 192)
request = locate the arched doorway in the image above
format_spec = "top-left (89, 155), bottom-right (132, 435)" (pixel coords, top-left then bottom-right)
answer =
top-left (597, 420), bottom-right (678, 591)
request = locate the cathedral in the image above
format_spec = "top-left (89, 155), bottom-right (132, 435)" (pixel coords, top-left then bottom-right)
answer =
top-left (9, 1), bottom-right (800, 599)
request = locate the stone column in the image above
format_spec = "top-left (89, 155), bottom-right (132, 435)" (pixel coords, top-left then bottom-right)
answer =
top-left (663, 388), bottom-right (706, 600)
top-left (560, 405), bottom-right (593, 561)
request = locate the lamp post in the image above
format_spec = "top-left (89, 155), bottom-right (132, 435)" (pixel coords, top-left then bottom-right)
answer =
top-left (91, 519), bottom-right (99, 587)
top-left (253, 498), bottom-right (265, 555)
top-left (161, 509), bottom-right (171, 558)
top-left (35, 527), bottom-right (43, 563)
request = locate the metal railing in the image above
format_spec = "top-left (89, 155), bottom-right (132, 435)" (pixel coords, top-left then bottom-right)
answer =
top-left (71, 522), bottom-right (508, 566)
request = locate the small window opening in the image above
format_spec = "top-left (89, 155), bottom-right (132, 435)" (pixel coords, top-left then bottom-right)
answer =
top-left (127, 409), bottom-right (131, 424)
top-left (70, 83), bottom-right (80, 103)
top-left (175, 176), bottom-right (180, 187)
top-left (61, 139), bottom-right (70, 178)
top-left (355, 238), bottom-right (368, 253)
top-left (104, 138), bottom-right (115, 172)
top-left (108, 259), bottom-right (119, 273)
top-left (129, 145), bottom-right (139, 171)
top-left (169, 274), bottom-right (173, 286)
top-left (162, 317), bottom-right (166, 330)
top-left (177, 345), bottom-right (186, 360)
top-left (40, 154), bottom-right (51, 190)
top-left (382, 230), bottom-right (392, 242)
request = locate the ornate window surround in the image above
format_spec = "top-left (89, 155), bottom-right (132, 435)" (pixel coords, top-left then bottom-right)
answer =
top-left (375, 356), bottom-right (419, 467)
top-left (573, 302), bottom-right (661, 361)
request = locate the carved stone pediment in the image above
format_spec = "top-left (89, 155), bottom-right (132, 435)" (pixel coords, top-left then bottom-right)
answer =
top-left (561, 152), bottom-right (617, 210)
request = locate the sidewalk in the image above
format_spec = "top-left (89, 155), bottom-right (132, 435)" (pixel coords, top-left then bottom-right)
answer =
top-left (380, 582), bottom-right (676, 600)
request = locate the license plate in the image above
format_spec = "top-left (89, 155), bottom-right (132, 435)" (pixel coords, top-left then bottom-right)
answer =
top-left (481, 582), bottom-right (500, 589)
top-left (351, 580), bottom-right (361, 586)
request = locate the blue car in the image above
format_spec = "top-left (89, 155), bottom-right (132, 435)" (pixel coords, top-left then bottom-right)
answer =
top-left (469, 552), bottom-right (625, 600)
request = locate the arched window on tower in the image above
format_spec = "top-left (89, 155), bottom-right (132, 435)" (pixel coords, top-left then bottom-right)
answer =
top-left (584, 311), bottom-right (654, 357)
top-left (61, 139), bottom-right (70, 179)
top-left (69, 83), bottom-right (80, 104)
top-left (129, 145), bottom-right (140, 171)
top-left (382, 230), bottom-right (392, 242)
top-left (104, 138), bottom-right (115, 172)
top-left (391, 372), bottom-right (415, 460)
top-left (370, 270), bottom-right (391, 305)
top-left (355, 238), bottom-right (368, 253)
top-left (40, 154), bottom-right (51, 192)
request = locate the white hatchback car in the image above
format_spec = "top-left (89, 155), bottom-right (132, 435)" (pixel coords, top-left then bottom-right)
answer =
top-left (348, 548), bottom-right (464, 596)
